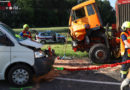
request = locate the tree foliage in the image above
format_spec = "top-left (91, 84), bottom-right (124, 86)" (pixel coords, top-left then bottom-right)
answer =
top-left (96, 0), bottom-right (116, 26)
top-left (0, 0), bottom-right (115, 28)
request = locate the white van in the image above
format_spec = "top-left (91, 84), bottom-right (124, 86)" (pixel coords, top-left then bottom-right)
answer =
top-left (0, 22), bottom-right (55, 86)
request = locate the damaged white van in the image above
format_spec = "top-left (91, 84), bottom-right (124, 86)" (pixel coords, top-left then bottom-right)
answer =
top-left (0, 22), bottom-right (55, 86)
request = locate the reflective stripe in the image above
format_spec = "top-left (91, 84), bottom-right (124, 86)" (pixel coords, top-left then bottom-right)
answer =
top-left (127, 49), bottom-right (130, 57)
top-left (21, 31), bottom-right (32, 39)
top-left (128, 54), bottom-right (130, 57)
top-left (23, 33), bottom-right (29, 35)
top-left (120, 32), bottom-right (129, 56)
top-left (23, 33), bottom-right (31, 38)
top-left (121, 53), bottom-right (124, 56)
top-left (15, 34), bottom-right (21, 38)
top-left (120, 70), bottom-right (128, 74)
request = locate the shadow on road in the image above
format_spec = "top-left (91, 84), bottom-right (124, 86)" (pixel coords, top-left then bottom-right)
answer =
top-left (0, 59), bottom-right (122, 90)
top-left (31, 68), bottom-right (121, 90)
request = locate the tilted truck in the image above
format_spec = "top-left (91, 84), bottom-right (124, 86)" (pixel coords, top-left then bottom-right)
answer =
top-left (69, 0), bottom-right (130, 64)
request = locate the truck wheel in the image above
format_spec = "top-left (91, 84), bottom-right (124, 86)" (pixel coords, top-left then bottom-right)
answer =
top-left (89, 44), bottom-right (109, 64)
top-left (7, 64), bottom-right (33, 86)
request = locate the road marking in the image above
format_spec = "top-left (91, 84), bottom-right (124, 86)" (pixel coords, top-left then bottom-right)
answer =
top-left (56, 77), bottom-right (121, 86)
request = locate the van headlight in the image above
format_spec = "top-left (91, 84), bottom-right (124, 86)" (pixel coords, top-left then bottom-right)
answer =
top-left (35, 51), bottom-right (44, 58)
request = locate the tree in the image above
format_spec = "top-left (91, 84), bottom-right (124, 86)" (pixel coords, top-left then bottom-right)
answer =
top-left (0, 0), bottom-right (116, 27)
top-left (33, 0), bottom-right (77, 27)
top-left (96, 0), bottom-right (116, 26)
top-left (15, 0), bottom-right (34, 27)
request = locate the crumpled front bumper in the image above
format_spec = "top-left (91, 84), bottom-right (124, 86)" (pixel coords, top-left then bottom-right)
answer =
top-left (33, 50), bottom-right (56, 76)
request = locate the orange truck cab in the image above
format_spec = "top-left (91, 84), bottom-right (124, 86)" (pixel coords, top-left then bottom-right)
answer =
top-left (69, 0), bottom-right (103, 41)
top-left (69, 0), bottom-right (120, 64)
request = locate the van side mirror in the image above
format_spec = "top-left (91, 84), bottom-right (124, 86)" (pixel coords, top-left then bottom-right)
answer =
top-left (0, 34), bottom-right (14, 46)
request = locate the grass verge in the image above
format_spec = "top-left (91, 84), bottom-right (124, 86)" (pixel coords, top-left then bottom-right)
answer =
top-left (13, 27), bottom-right (88, 58)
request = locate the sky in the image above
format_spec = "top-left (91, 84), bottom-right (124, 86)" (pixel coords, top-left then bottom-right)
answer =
top-left (109, 0), bottom-right (117, 8)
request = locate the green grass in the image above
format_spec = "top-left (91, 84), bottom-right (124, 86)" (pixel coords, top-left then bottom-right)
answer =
top-left (13, 27), bottom-right (88, 58)
top-left (14, 27), bottom-right (69, 33)
top-left (42, 44), bottom-right (87, 58)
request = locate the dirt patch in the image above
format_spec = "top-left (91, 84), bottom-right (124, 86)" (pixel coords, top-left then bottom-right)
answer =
top-left (33, 58), bottom-right (122, 83)
top-left (54, 58), bottom-right (122, 81)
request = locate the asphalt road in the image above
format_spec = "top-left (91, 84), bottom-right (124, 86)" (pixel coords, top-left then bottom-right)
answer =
top-left (0, 59), bottom-right (124, 90)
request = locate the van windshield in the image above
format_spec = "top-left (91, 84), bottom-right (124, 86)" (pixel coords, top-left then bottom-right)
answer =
top-left (1, 24), bottom-right (26, 41)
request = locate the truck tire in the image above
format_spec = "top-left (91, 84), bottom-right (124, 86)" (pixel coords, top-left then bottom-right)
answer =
top-left (89, 44), bottom-right (109, 64)
top-left (7, 64), bottom-right (33, 86)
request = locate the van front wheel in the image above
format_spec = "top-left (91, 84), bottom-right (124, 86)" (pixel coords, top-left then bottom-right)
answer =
top-left (7, 64), bottom-right (33, 86)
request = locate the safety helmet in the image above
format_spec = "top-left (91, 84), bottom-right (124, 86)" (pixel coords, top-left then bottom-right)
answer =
top-left (23, 24), bottom-right (29, 29)
top-left (121, 21), bottom-right (130, 31)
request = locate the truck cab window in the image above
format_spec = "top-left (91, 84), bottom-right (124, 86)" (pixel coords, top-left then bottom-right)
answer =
top-left (72, 8), bottom-right (85, 20)
top-left (72, 11), bottom-right (76, 21)
top-left (86, 4), bottom-right (95, 16)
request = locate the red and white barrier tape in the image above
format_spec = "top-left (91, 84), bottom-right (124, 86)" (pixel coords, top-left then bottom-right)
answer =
top-left (54, 60), bottom-right (130, 71)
